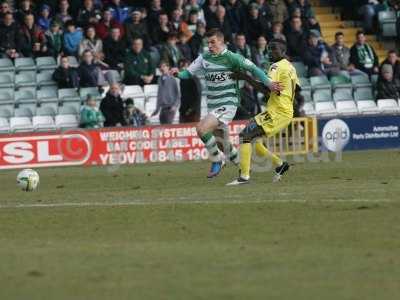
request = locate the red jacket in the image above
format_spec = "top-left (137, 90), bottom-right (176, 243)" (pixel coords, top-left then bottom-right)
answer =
top-left (95, 20), bottom-right (124, 40)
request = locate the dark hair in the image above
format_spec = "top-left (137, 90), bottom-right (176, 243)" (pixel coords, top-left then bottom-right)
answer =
top-left (356, 30), bottom-right (365, 37)
top-left (159, 60), bottom-right (170, 67)
top-left (205, 28), bottom-right (224, 40)
top-left (335, 31), bottom-right (344, 38)
top-left (65, 20), bottom-right (75, 27)
top-left (388, 49), bottom-right (397, 55)
top-left (125, 98), bottom-right (134, 106)
top-left (269, 38), bottom-right (287, 53)
top-left (236, 32), bottom-right (246, 38)
top-left (167, 32), bottom-right (178, 40)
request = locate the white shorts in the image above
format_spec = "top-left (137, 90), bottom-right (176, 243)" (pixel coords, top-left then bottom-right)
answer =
top-left (208, 105), bottom-right (237, 126)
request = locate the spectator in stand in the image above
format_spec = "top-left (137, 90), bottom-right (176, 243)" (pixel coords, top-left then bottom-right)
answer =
top-left (151, 11), bottom-right (174, 46)
top-left (170, 8), bottom-right (192, 40)
top-left (266, 0), bottom-right (288, 24)
top-left (302, 30), bottom-right (340, 77)
top-left (254, 0), bottom-right (271, 20)
top-left (45, 21), bottom-right (63, 58)
top-left (77, 0), bottom-right (102, 28)
top-left (230, 32), bottom-right (252, 59)
top-left (203, 0), bottom-right (219, 27)
top-left (206, 5), bottom-right (232, 44)
top-left (245, 3), bottom-right (269, 45)
top-left (124, 98), bottom-right (148, 127)
top-left (187, 9), bottom-right (200, 35)
top-left (103, 27), bottom-right (126, 71)
top-left (381, 50), bottom-right (400, 91)
top-left (152, 61), bottom-right (180, 124)
top-left (79, 26), bottom-right (105, 66)
top-left (286, 16), bottom-right (307, 61)
top-left (106, 0), bottom-right (130, 24)
top-left (52, 56), bottom-right (79, 88)
top-left (178, 59), bottom-right (201, 123)
top-left (358, 0), bottom-right (383, 34)
top-left (161, 32), bottom-right (184, 68)
top-left (252, 35), bottom-right (270, 70)
top-left (270, 21), bottom-right (286, 42)
top-left (0, 13), bottom-right (20, 59)
top-left (15, 0), bottom-right (33, 24)
top-left (297, 0), bottom-right (314, 21)
top-left (184, 0), bottom-right (206, 24)
top-left (350, 30), bottom-right (379, 76)
top-left (95, 8), bottom-right (124, 40)
top-left (376, 64), bottom-right (400, 100)
top-left (78, 49), bottom-right (106, 87)
top-left (189, 21), bottom-right (207, 58)
top-left (234, 82), bottom-right (258, 120)
top-left (80, 94), bottom-right (104, 128)
top-left (18, 13), bottom-right (47, 57)
top-left (63, 20), bottom-right (83, 56)
top-left (125, 9), bottom-right (151, 48)
top-left (100, 83), bottom-right (126, 127)
top-left (177, 31), bottom-right (193, 62)
top-left (55, 0), bottom-right (72, 25)
top-left (305, 16), bottom-right (321, 35)
top-left (37, 4), bottom-right (52, 32)
top-left (147, 0), bottom-right (163, 29)
top-left (123, 37), bottom-right (155, 85)
top-left (225, 0), bottom-right (245, 35)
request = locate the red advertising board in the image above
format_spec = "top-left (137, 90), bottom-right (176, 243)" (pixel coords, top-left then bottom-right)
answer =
top-left (0, 122), bottom-right (247, 170)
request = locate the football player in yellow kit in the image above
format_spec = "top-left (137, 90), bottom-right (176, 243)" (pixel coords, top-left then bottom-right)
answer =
top-left (227, 39), bottom-right (300, 185)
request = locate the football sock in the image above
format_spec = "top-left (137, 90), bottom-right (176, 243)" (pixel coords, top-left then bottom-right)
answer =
top-left (239, 143), bottom-right (252, 179)
top-left (254, 141), bottom-right (283, 167)
top-left (201, 132), bottom-right (221, 162)
top-left (228, 143), bottom-right (240, 164)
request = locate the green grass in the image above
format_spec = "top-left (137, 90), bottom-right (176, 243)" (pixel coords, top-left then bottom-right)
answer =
top-left (0, 150), bottom-right (400, 300)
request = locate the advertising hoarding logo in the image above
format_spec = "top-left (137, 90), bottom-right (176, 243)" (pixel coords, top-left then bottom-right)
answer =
top-left (322, 119), bottom-right (351, 152)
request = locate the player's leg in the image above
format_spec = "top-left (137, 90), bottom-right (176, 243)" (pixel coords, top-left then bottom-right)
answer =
top-left (213, 127), bottom-right (240, 165)
top-left (196, 114), bottom-right (225, 178)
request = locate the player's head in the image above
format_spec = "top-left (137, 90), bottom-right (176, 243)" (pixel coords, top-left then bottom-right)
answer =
top-left (268, 39), bottom-right (287, 62)
top-left (205, 29), bottom-right (225, 55)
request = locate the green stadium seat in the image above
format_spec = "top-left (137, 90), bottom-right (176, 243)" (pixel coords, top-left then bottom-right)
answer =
top-left (313, 89), bottom-right (332, 102)
top-left (36, 106), bottom-right (56, 117)
top-left (351, 75), bottom-right (372, 88)
top-left (0, 72), bottom-right (14, 88)
top-left (15, 57), bottom-right (36, 72)
top-left (333, 89), bottom-right (353, 102)
top-left (37, 87), bottom-right (59, 103)
top-left (330, 75), bottom-right (352, 90)
top-left (36, 56), bottom-right (57, 71)
top-left (79, 87), bottom-right (102, 101)
top-left (310, 75), bottom-right (331, 91)
top-left (354, 88), bottom-right (374, 101)
top-left (15, 88), bottom-right (36, 103)
top-left (300, 89), bottom-right (312, 102)
top-left (15, 71), bottom-right (36, 88)
top-left (292, 62), bottom-right (308, 77)
top-left (0, 104), bottom-right (14, 118)
top-left (299, 77), bottom-right (311, 91)
top-left (0, 88), bottom-right (14, 103)
top-left (58, 88), bottom-right (80, 102)
top-left (0, 58), bottom-right (15, 72)
top-left (59, 104), bottom-right (80, 115)
top-left (14, 107), bottom-right (34, 117)
top-left (37, 70), bottom-right (57, 87)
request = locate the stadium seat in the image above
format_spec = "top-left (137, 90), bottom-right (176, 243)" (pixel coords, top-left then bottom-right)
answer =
top-left (37, 86), bottom-right (59, 103)
top-left (0, 88), bottom-right (14, 103)
top-left (0, 105), bottom-right (14, 118)
top-left (149, 49), bottom-right (161, 67)
top-left (354, 88), bottom-right (374, 101)
top-left (15, 88), bottom-right (36, 103)
top-left (313, 89), bottom-right (332, 102)
top-left (58, 105), bottom-right (79, 115)
top-left (351, 75), bottom-right (372, 88)
top-left (36, 106), bottom-right (56, 117)
top-left (33, 115), bottom-right (56, 131)
top-left (145, 96), bottom-right (158, 124)
top-left (15, 71), bottom-right (37, 88)
top-left (315, 102), bottom-right (337, 117)
top-left (0, 72), bottom-right (15, 88)
top-left (67, 56), bottom-right (79, 67)
top-left (105, 70), bottom-right (122, 84)
top-left (357, 100), bottom-right (380, 115)
top-left (371, 74), bottom-right (379, 86)
top-left (336, 100), bottom-right (359, 116)
top-left (377, 99), bottom-right (400, 114)
top-left (300, 89), bottom-right (312, 102)
top-left (58, 88), bottom-right (80, 102)
top-left (0, 117), bottom-right (10, 133)
top-left (381, 22), bottom-right (397, 37)
top-left (333, 89), bottom-right (353, 102)
top-left (302, 102), bottom-right (316, 116)
top-left (292, 62), bottom-right (308, 77)
top-left (14, 57), bottom-right (36, 72)
top-left (14, 107), bottom-right (34, 117)
top-left (36, 56), bottom-right (57, 71)
top-left (79, 87), bottom-right (102, 101)
top-left (39, 101), bottom-right (59, 114)
top-left (144, 84), bottom-right (159, 98)
top-left (18, 102), bottom-right (37, 115)
top-left (299, 77), bottom-right (311, 91)
top-left (37, 70), bottom-right (57, 87)
top-left (310, 75), bottom-right (331, 91)
top-left (10, 116), bottom-right (33, 132)
top-left (330, 75), bottom-right (352, 90)
top-left (378, 10), bottom-right (397, 37)
top-left (122, 85), bottom-right (145, 99)
top-left (0, 58), bottom-right (15, 72)
top-left (55, 114), bottom-right (79, 129)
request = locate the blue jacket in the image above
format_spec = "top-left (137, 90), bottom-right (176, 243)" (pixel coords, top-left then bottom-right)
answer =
top-left (63, 29), bottom-right (83, 54)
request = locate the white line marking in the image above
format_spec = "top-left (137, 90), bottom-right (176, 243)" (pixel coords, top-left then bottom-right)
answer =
top-left (0, 198), bottom-right (394, 209)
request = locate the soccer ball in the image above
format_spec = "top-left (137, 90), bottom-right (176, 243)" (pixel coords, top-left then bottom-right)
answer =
top-left (17, 169), bottom-right (40, 191)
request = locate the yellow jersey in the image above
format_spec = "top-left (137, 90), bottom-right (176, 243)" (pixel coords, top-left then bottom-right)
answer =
top-left (265, 58), bottom-right (299, 118)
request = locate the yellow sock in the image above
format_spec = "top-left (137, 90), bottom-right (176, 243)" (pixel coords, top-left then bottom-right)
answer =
top-left (239, 143), bottom-right (252, 179)
top-left (255, 141), bottom-right (283, 167)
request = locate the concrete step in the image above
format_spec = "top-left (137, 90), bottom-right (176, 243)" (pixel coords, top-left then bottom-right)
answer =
top-left (316, 14), bottom-right (341, 22)
top-left (314, 7), bottom-right (332, 14)
top-left (319, 20), bottom-right (344, 28)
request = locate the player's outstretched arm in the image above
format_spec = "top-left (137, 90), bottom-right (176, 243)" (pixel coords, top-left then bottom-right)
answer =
top-left (231, 72), bottom-right (269, 96)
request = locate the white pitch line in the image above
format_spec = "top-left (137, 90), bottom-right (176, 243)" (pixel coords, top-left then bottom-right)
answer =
top-left (0, 198), bottom-right (394, 209)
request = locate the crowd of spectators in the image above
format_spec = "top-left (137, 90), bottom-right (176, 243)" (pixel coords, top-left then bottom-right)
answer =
top-left (0, 0), bottom-right (399, 128)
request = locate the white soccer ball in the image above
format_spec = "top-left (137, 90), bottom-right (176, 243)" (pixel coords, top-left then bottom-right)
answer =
top-left (17, 169), bottom-right (40, 191)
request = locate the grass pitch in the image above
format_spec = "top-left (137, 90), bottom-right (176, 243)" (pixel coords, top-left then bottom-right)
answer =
top-left (0, 150), bottom-right (400, 300)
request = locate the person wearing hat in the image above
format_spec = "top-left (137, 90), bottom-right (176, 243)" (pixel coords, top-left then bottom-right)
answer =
top-left (302, 30), bottom-right (340, 77)
top-left (124, 98), bottom-right (148, 128)
top-left (125, 9), bottom-right (151, 48)
top-left (377, 64), bottom-right (400, 101)
top-left (80, 94), bottom-right (105, 129)
top-left (45, 20), bottom-right (63, 57)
